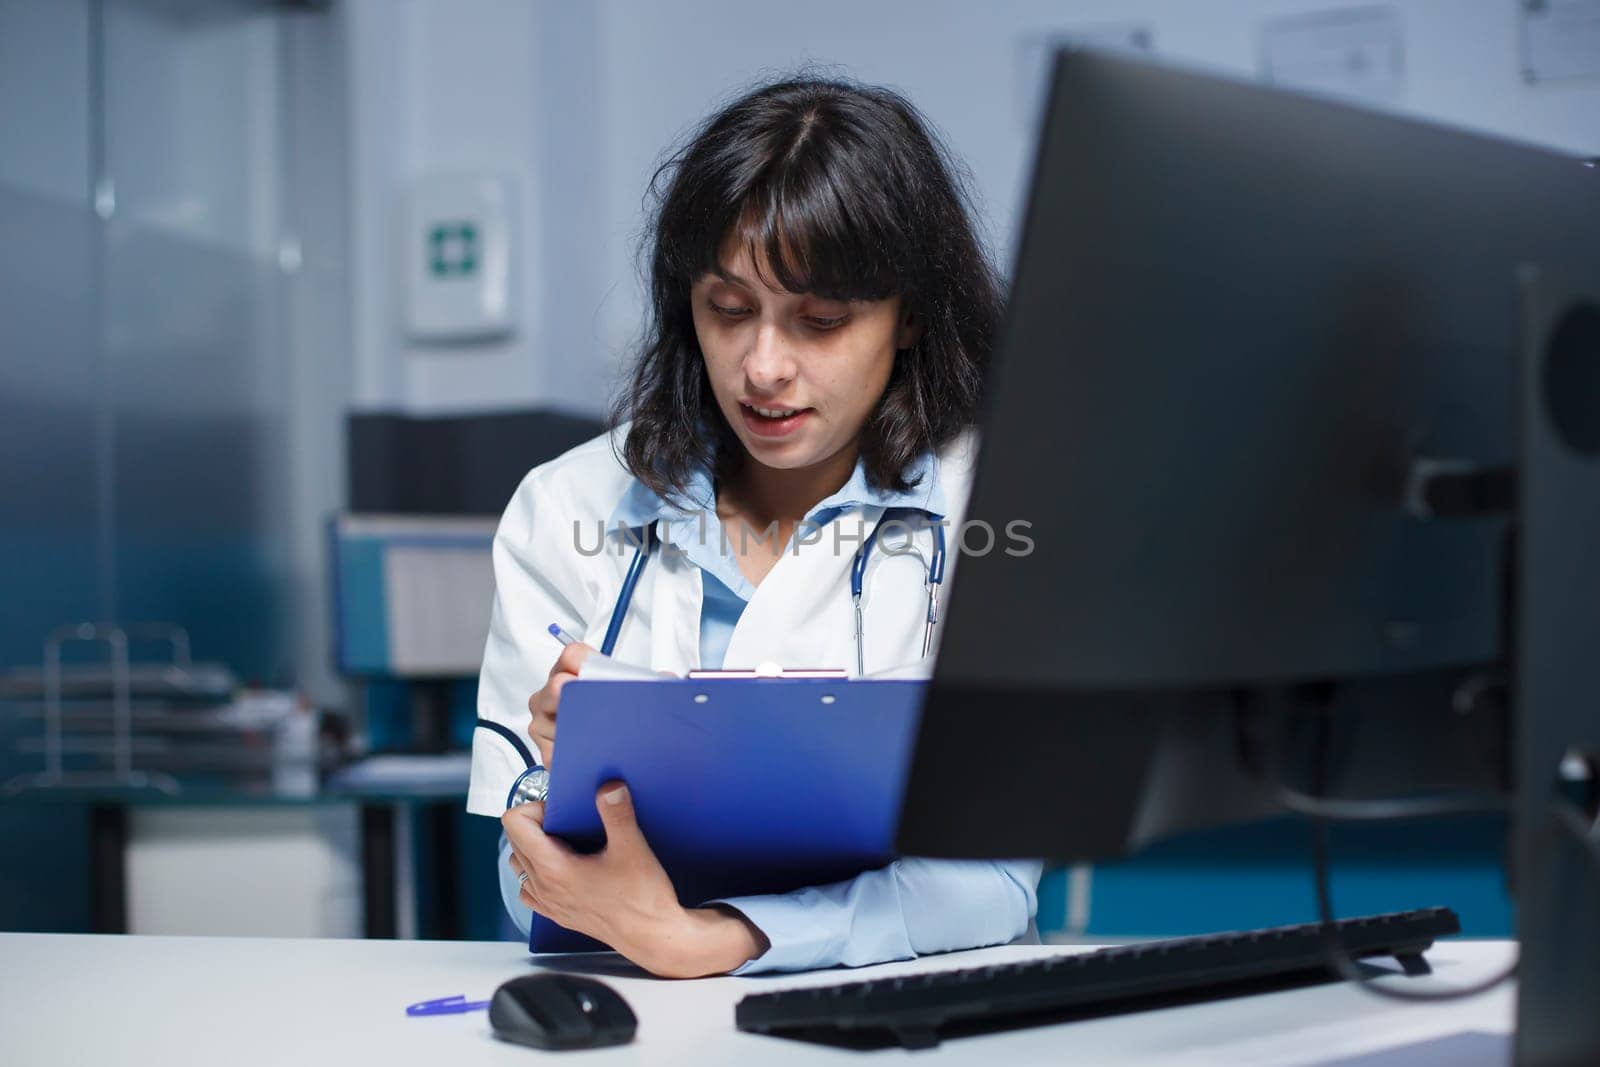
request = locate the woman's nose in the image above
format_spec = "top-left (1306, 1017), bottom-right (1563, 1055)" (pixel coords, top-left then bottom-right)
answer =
top-left (744, 322), bottom-right (797, 390)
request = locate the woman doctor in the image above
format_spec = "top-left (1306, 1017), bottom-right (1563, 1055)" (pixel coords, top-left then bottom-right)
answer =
top-left (468, 76), bottom-right (1042, 978)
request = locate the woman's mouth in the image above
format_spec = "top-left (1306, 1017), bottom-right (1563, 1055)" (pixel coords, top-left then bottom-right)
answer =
top-left (740, 403), bottom-right (813, 439)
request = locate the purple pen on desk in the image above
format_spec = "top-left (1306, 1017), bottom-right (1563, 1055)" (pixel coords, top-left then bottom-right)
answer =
top-left (407, 994), bottom-right (489, 1017)
top-left (548, 623), bottom-right (580, 646)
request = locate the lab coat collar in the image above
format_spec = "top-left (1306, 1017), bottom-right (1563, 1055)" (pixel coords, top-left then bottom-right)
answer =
top-left (605, 449), bottom-right (947, 530)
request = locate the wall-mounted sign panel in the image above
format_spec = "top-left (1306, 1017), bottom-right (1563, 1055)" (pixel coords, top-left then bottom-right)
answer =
top-left (1521, 0), bottom-right (1600, 84)
top-left (404, 174), bottom-right (517, 343)
top-left (1261, 6), bottom-right (1405, 103)
top-left (1016, 24), bottom-right (1154, 127)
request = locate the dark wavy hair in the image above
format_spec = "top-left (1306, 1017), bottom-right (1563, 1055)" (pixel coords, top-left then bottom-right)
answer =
top-left (609, 74), bottom-right (1003, 501)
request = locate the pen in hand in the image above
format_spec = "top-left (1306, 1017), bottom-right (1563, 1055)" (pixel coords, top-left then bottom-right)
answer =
top-left (547, 624), bottom-right (665, 679)
top-left (531, 625), bottom-right (587, 774)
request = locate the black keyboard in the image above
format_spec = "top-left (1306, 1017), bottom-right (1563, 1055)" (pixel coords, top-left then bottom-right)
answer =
top-left (735, 907), bottom-right (1460, 1050)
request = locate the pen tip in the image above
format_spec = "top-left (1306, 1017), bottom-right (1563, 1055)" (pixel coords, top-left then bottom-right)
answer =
top-left (547, 623), bottom-right (560, 637)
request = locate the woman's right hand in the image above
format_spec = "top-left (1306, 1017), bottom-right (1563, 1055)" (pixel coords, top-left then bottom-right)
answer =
top-left (527, 642), bottom-right (592, 769)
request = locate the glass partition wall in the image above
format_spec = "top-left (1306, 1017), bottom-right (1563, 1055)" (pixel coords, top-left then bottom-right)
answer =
top-left (0, 0), bottom-right (347, 734)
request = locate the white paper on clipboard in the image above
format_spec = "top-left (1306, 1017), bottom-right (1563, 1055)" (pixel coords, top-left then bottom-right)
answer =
top-left (574, 651), bottom-right (664, 681)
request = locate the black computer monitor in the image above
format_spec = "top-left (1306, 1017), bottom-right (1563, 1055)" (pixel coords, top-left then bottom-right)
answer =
top-left (896, 51), bottom-right (1599, 1062)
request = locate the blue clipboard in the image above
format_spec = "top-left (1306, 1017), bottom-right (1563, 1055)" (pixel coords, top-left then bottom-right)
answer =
top-left (529, 678), bottom-right (926, 954)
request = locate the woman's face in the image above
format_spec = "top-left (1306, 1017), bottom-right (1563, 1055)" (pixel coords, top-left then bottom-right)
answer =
top-left (691, 241), bottom-right (915, 476)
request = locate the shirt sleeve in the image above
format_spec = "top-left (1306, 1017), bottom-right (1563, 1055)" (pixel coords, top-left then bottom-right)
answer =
top-left (498, 834), bottom-right (535, 941)
top-left (467, 466), bottom-right (598, 817)
top-left (709, 858), bottom-right (1044, 975)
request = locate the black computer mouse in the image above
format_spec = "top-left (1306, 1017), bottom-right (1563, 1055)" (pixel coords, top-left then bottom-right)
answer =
top-left (489, 973), bottom-right (638, 1051)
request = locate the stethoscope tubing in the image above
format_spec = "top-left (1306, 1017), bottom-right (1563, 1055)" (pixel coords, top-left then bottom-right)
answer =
top-left (608, 510), bottom-right (946, 671)
top-left (601, 524), bottom-right (656, 656)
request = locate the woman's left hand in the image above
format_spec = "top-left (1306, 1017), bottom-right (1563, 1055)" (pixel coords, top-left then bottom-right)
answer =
top-left (502, 782), bottom-right (767, 978)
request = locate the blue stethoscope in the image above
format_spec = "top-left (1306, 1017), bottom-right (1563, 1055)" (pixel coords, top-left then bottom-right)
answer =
top-left (603, 509), bottom-right (947, 676)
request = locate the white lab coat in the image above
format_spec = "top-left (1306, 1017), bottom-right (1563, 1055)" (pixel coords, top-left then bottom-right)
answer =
top-left (466, 424), bottom-right (980, 816)
top-left (469, 424), bottom-right (1041, 971)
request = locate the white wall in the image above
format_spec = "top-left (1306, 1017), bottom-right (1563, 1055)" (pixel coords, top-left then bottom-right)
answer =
top-left (346, 0), bottom-right (1600, 416)
top-left (346, 0), bottom-right (601, 415)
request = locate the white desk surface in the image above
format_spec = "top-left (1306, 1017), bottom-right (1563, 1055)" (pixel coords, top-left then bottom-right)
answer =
top-left (0, 933), bottom-right (1515, 1066)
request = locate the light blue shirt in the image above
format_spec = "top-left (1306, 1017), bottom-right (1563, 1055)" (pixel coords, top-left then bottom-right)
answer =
top-left (697, 571), bottom-right (746, 670)
top-left (498, 453), bottom-right (1042, 973)
top-left (631, 450), bottom-right (944, 670)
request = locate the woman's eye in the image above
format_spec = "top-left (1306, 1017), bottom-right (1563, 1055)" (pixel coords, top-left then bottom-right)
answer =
top-left (709, 301), bottom-right (750, 319)
top-left (806, 315), bottom-right (847, 330)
